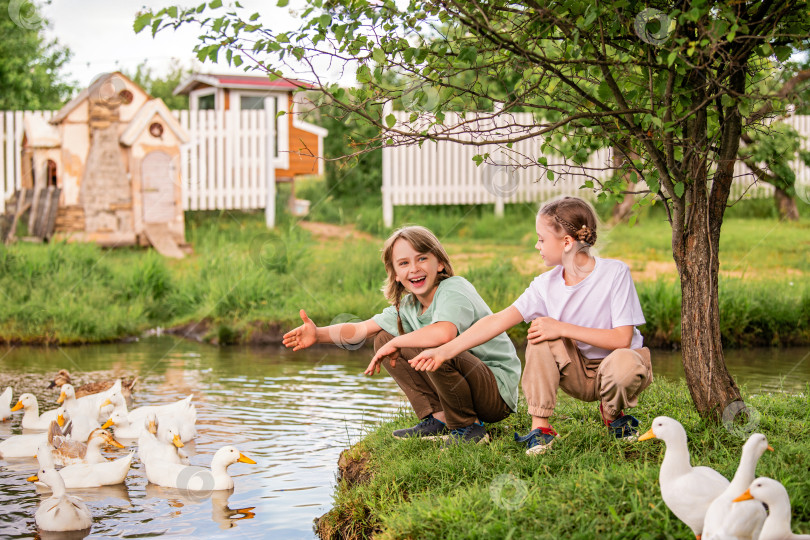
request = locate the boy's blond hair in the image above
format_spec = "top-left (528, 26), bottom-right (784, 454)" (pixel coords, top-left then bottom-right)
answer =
top-left (381, 226), bottom-right (454, 335)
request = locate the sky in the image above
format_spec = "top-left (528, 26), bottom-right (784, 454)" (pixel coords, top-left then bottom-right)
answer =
top-left (37, 0), bottom-right (309, 88)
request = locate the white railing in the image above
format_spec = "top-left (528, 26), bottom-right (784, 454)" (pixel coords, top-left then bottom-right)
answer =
top-left (381, 110), bottom-right (810, 227)
top-left (1, 109), bottom-right (276, 225)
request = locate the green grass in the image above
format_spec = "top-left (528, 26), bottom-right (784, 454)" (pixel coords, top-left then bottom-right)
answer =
top-left (317, 379), bottom-right (810, 540)
top-left (0, 189), bottom-right (808, 346)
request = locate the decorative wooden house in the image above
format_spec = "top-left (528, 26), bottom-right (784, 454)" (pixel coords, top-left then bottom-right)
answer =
top-left (174, 73), bottom-right (328, 181)
top-left (17, 72), bottom-right (189, 257)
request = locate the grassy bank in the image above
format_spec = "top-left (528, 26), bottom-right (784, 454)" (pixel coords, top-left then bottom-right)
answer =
top-left (0, 192), bottom-right (808, 346)
top-left (317, 378), bottom-right (810, 539)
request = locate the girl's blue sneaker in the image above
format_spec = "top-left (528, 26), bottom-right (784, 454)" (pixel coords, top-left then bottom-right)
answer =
top-left (515, 427), bottom-right (557, 455)
top-left (608, 414), bottom-right (640, 441)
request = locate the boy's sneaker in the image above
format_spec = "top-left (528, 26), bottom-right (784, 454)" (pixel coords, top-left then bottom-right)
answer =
top-left (514, 427), bottom-right (558, 455)
top-left (599, 402), bottom-right (640, 441)
top-left (442, 422), bottom-right (490, 446)
top-left (392, 415), bottom-right (448, 440)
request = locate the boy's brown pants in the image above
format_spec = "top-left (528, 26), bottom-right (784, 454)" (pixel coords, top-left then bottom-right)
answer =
top-left (523, 338), bottom-right (653, 420)
top-left (374, 331), bottom-right (511, 429)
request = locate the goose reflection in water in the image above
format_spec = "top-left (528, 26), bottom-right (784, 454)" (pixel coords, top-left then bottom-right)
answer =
top-left (37, 529), bottom-right (92, 540)
top-left (144, 483), bottom-right (256, 530)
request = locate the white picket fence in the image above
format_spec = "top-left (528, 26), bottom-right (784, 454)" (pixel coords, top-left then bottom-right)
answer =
top-left (381, 110), bottom-right (810, 227)
top-left (0, 109), bottom-right (276, 223)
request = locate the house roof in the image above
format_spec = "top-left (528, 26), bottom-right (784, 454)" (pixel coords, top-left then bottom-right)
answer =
top-left (50, 71), bottom-right (145, 125)
top-left (173, 73), bottom-right (312, 95)
top-left (120, 98), bottom-right (190, 147)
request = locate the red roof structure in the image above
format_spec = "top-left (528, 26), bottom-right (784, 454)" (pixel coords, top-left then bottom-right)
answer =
top-left (174, 73), bottom-right (312, 95)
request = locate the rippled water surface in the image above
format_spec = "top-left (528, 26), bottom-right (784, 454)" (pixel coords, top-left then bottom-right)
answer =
top-left (0, 338), bottom-right (807, 539)
top-left (0, 338), bottom-right (404, 539)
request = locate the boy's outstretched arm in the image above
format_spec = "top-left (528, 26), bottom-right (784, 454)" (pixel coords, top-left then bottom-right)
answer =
top-left (409, 306), bottom-right (524, 372)
top-left (282, 309), bottom-right (381, 351)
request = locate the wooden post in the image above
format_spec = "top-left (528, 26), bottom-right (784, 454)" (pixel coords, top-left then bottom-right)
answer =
top-left (265, 97), bottom-right (276, 229)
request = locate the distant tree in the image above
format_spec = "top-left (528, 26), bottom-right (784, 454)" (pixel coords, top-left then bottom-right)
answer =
top-left (0, 0), bottom-right (74, 109)
top-left (126, 60), bottom-right (190, 109)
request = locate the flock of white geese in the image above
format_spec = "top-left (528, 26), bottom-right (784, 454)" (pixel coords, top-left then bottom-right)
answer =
top-left (0, 371), bottom-right (255, 534)
top-left (639, 416), bottom-right (809, 540)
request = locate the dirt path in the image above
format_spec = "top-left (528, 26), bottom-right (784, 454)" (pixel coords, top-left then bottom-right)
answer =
top-left (298, 221), bottom-right (375, 242)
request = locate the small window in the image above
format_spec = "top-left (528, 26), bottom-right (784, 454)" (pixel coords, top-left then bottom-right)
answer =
top-left (198, 93), bottom-right (216, 110)
top-left (240, 96), bottom-right (265, 110)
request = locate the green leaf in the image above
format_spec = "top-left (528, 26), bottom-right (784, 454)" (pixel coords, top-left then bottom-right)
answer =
top-left (458, 46), bottom-right (478, 64)
top-left (547, 170), bottom-right (555, 181)
top-left (773, 46), bottom-right (792, 62)
top-left (356, 64), bottom-right (370, 83)
top-left (674, 182), bottom-right (685, 197)
top-left (372, 47), bottom-right (385, 65)
top-left (385, 114), bottom-right (396, 128)
top-left (276, 110), bottom-right (287, 119)
top-left (277, 0), bottom-right (289, 6)
top-left (209, 0), bottom-right (222, 8)
top-left (629, 215), bottom-right (637, 227)
top-left (667, 51), bottom-right (678, 66)
top-left (133, 13), bottom-right (152, 33)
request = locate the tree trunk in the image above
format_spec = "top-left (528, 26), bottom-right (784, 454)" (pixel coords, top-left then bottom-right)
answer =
top-left (774, 186), bottom-right (800, 221)
top-left (676, 199), bottom-right (742, 420)
top-left (611, 188), bottom-right (636, 223)
top-left (610, 143), bottom-right (637, 223)
top-left (672, 70), bottom-right (743, 421)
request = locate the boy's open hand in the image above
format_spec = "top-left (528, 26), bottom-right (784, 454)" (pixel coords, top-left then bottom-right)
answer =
top-left (282, 309), bottom-right (317, 351)
top-left (409, 347), bottom-right (450, 372)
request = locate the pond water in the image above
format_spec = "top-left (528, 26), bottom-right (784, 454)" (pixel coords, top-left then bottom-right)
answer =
top-left (0, 338), bottom-right (808, 539)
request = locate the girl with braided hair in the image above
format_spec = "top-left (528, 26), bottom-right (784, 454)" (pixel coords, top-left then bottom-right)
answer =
top-left (412, 197), bottom-right (652, 455)
top-left (282, 225), bottom-right (521, 445)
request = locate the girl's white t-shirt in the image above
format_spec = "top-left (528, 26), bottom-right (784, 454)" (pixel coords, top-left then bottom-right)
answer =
top-left (511, 257), bottom-right (645, 359)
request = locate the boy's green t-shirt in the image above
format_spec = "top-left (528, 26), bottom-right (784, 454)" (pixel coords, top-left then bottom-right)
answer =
top-left (372, 276), bottom-right (521, 412)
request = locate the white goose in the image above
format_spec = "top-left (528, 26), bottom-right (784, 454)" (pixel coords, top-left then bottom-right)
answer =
top-left (144, 445), bottom-right (255, 491)
top-left (0, 387), bottom-right (12, 421)
top-left (35, 441), bottom-right (133, 489)
top-left (27, 466), bottom-right (92, 532)
top-left (703, 433), bottom-right (772, 540)
top-left (58, 382), bottom-right (118, 424)
top-left (102, 393), bottom-right (196, 442)
top-left (138, 414), bottom-right (189, 466)
top-left (57, 402), bottom-right (101, 442)
top-left (48, 427), bottom-right (123, 466)
top-left (0, 417), bottom-right (70, 458)
top-left (733, 477), bottom-right (810, 540)
top-left (639, 416), bottom-right (730, 539)
top-left (10, 393), bottom-right (60, 430)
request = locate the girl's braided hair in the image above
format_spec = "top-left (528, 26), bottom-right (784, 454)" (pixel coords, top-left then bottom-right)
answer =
top-left (381, 226), bottom-right (454, 335)
top-left (538, 196), bottom-right (598, 247)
